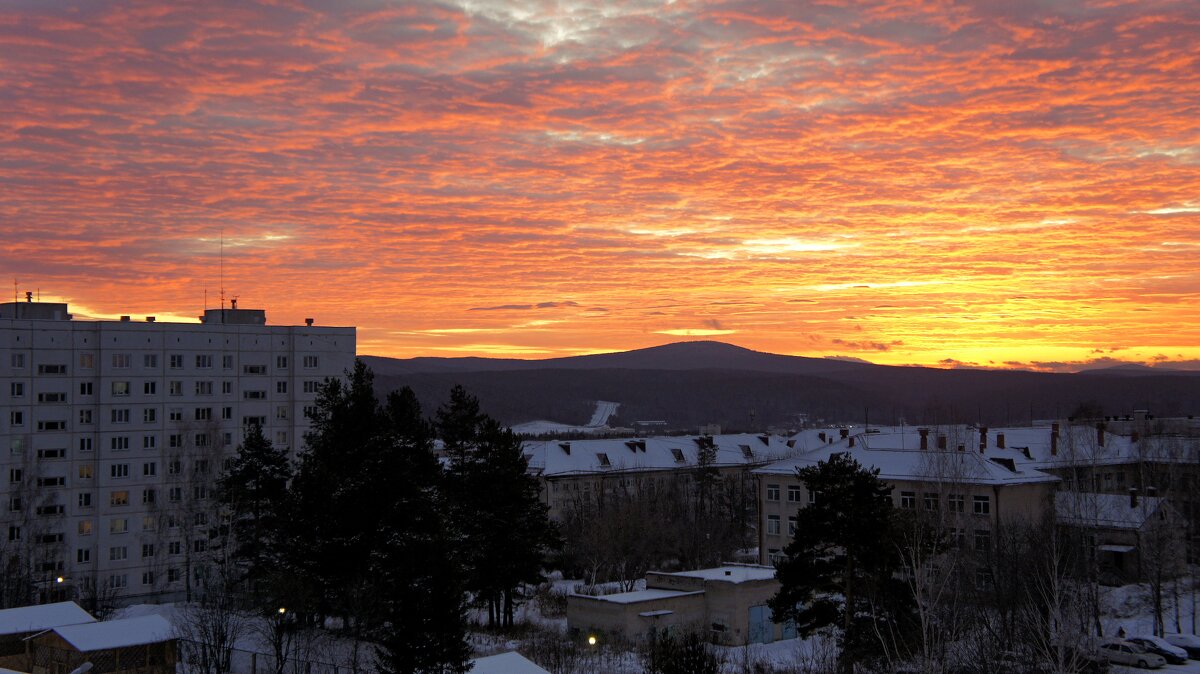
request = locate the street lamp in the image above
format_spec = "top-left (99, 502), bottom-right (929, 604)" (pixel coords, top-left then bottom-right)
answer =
top-left (587, 635), bottom-right (597, 647)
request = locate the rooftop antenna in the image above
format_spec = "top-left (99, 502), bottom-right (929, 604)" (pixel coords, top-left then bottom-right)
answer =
top-left (219, 229), bottom-right (225, 310)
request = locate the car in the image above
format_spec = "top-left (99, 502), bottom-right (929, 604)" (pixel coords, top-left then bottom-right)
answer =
top-left (1098, 640), bottom-right (1166, 669)
top-left (1163, 633), bottom-right (1200, 659)
top-left (1127, 635), bottom-right (1188, 665)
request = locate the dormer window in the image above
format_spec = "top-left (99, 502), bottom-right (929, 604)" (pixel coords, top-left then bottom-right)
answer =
top-left (596, 453), bottom-right (611, 467)
top-left (740, 444), bottom-right (754, 459)
top-left (670, 448), bottom-right (685, 463)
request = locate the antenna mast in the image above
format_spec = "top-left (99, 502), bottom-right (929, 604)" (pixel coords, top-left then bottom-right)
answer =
top-left (219, 229), bottom-right (225, 310)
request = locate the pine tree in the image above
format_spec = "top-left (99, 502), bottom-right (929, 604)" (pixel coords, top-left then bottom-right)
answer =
top-left (768, 452), bottom-right (909, 672)
top-left (217, 424), bottom-right (291, 598)
top-left (438, 385), bottom-right (559, 628)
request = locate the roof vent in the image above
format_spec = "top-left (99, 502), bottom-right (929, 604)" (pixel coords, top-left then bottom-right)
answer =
top-left (559, 442), bottom-right (571, 456)
top-left (120, 315), bottom-right (130, 322)
top-left (305, 318), bottom-right (314, 326)
top-left (145, 316), bottom-right (156, 322)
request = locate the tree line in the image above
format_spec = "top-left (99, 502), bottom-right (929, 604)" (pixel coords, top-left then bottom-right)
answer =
top-left (215, 361), bottom-right (558, 674)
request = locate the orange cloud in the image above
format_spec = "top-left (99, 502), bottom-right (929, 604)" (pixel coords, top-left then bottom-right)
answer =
top-left (1, 0), bottom-right (1197, 369)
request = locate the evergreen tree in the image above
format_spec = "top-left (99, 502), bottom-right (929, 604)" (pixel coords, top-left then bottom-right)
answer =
top-left (438, 385), bottom-right (559, 628)
top-left (372, 388), bottom-right (471, 674)
top-left (217, 424), bottom-right (291, 597)
top-left (768, 452), bottom-right (909, 672)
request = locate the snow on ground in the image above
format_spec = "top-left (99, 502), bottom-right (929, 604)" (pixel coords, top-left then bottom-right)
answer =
top-left (511, 401), bottom-right (622, 435)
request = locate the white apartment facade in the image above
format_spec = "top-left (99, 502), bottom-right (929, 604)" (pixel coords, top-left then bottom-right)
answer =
top-left (1, 299), bottom-right (354, 605)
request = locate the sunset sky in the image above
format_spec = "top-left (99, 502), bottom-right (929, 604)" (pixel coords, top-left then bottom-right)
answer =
top-left (2, 1), bottom-right (1198, 371)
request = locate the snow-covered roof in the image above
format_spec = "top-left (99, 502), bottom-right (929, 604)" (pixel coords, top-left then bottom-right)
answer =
top-left (51, 615), bottom-right (173, 651)
top-left (0, 602), bottom-right (95, 636)
top-left (1055, 492), bottom-right (1168, 530)
top-left (572, 588), bottom-right (704, 604)
top-left (525, 433), bottom-right (797, 477)
top-left (471, 651), bottom-right (551, 674)
top-left (754, 432), bottom-right (1060, 486)
top-left (663, 565), bottom-right (776, 584)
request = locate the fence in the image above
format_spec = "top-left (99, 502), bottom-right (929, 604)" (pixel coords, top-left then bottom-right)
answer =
top-left (177, 639), bottom-right (371, 674)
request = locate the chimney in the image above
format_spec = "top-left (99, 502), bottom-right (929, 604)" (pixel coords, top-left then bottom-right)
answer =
top-left (145, 316), bottom-right (156, 322)
top-left (1050, 424), bottom-right (1059, 456)
top-left (120, 315), bottom-right (130, 322)
top-left (937, 435), bottom-right (947, 450)
top-left (996, 433), bottom-right (1006, 449)
top-left (1130, 487), bottom-right (1139, 509)
top-left (818, 432), bottom-right (826, 443)
top-left (305, 318), bottom-right (314, 326)
top-left (918, 428), bottom-right (929, 451)
top-left (839, 428), bottom-right (849, 440)
top-left (1131, 431), bottom-right (1139, 444)
top-left (848, 436), bottom-right (856, 448)
top-left (231, 298), bottom-right (238, 309)
top-left (979, 427), bottom-right (988, 452)
top-left (1096, 422), bottom-right (1105, 447)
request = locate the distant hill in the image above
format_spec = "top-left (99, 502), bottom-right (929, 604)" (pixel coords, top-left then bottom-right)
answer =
top-left (361, 342), bottom-right (1200, 430)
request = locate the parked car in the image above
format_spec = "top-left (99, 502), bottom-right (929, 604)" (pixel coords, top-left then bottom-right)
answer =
top-left (1098, 640), bottom-right (1166, 669)
top-left (1163, 633), bottom-right (1200, 659)
top-left (1128, 635), bottom-right (1188, 664)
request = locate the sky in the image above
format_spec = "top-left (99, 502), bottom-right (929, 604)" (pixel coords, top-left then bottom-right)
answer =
top-left (1, 0), bottom-right (1198, 371)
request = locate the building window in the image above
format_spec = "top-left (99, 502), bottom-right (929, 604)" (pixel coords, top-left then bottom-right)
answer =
top-left (143, 408), bottom-right (156, 423)
top-left (78, 520), bottom-right (92, 535)
top-left (767, 515), bottom-right (780, 535)
top-left (111, 409), bottom-right (130, 424)
top-left (169, 541), bottom-right (182, 555)
top-left (766, 484), bottom-right (780, 501)
top-left (193, 540), bottom-right (207, 553)
top-left (112, 354), bottom-right (131, 369)
top-left (169, 355), bottom-right (184, 369)
top-left (78, 493), bottom-right (92, 508)
top-left (79, 438), bottom-right (92, 452)
top-left (222, 355), bottom-right (233, 369)
top-left (169, 408), bottom-right (182, 421)
top-left (8, 468), bottom-right (20, 483)
top-left (195, 407), bottom-right (212, 421)
top-left (167, 460), bottom-right (181, 475)
top-left (143, 462), bottom-right (156, 476)
top-left (80, 353), bottom-right (95, 369)
top-left (143, 435), bottom-right (156, 449)
top-left (38, 420), bottom-right (68, 431)
top-left (900, 491), bottom-right (916, 509)
top-left (110, 491), bottom-right (129, 507)
top-left (195, 433), bottom-right (209, 447)
top-left (80, 382), bottom-right (93, 396)
top-left (144, 354), bottom-right (158, 368)
top-left (195, 381), bottom-right (213, 396)
top-left (303, 405), bottom-right (317, 419)
top-left (110, 436), bottom-right (129, 451)
top-left (142, 489), bottom-right (156, 504)
top-left (77, 549), bottom-right (90, 563)
top-left (109, 574), bottom-right (127, 590)
top-left (10, 382), bottom-right (23, 398)
top-left (222, 381), bottom-right (232, 394)
top-left (196, 355), bottom-right (213, 369)
top-left (275, 406), bottom-right (288, 420)
top-left (168, 487), bottom-right (182, 502)
top-left (144, 381), bottom-right (156, 395)
top-left (276, 356), bottom-right (289, 369)
top-left (949, 494), bottom-right (965, 513)
top-left (79, 465), bottom-right (93, 480)
top-left (974, 569), bottom-right (993, 591)
top-left (168, 568), bottom-right (181, 582)
top-left (142, 571), bottom-right (155, 586)
top-left (9, 411), bottom-right (23, 427)
top-left (222, 406), bottom-right (233, 420)
top-left (109, 518), bottom-right (128, 534)
top-left (169, 381), bottom-right (182, 396)
top-left (973, 495), bottom-right (990, 516)
top-left (79, 409), bottom-right (93, 425)
top-left (276, 381), bottom-right (288, 394)
top-left (923, 493), bottom-right (939, 511)
top-left (11, 353), bottom-right (25, 368)
top-left (193, 485), bottom-right (208, 500)
top-left (194, 459), bottom-right (209, 474)
top-left (243, 364), bottom-right (267, 375)
top-left (111, 463), bottom-right (129, 478)
top-left (974, 529), bottom-right (990, 553)
top-left (303, 355), bottom-right (319, 368)
top-left (112, 381), bottom-right (130, 396)
top-left (244, 390), bottom-right (266, 400)
top-left (275, 431), bottom-right (287, 446)
top-left (37, 364), bottom-right (67, 374)
top-left (302, 381), bottom-right (319, 394)
top-left (37, 476), bottom-right (66, 487)
top-left (37, 448), bottom-right (65, 459)
top-left (786, 485), bottom-right (801, 502)
top-left (787, 516), bottom-right (797, 537)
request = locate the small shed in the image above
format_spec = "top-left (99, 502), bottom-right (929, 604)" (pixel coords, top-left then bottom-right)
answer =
top-left (0, 603), bottom-right (96, 671)
top-left (29, 615), bottom-right (175, 674)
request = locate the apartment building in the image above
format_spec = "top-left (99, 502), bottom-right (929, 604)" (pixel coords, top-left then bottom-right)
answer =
top-left (1, 299), bottom-right (354, 605)
top-left (523, 433), bottom-right (799, 520)
top-left (755, 428), bottom-right (1060, 569)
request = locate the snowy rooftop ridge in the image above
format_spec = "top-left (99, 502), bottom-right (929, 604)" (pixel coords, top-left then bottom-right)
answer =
top-left (471, 651), bottom-right (551, 674)
top-left (663, 564), bottom-right (776, 584)
top-left (524, 432), bottom-right (798, 476)
top-left (0, 602), bottom-right (95, 636)
top-left (52, 614), bottom-right (173, 651)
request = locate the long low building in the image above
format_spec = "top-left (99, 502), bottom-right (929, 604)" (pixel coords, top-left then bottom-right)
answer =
top-left (567, 564), bottom-right (788, 646)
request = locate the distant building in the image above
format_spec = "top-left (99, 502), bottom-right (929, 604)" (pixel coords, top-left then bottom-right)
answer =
top-left (1, 299), bottom-right (355, 606)
top-left (755, 427), bottom-right (1060, 568)
top-left (523, 433), bottom-right (799, 520)
top-left (567, 564), bottom-right (786, 646)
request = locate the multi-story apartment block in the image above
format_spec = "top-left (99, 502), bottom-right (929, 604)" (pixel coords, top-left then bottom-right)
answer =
top-left (1, 299), bottom-right (354, 606)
